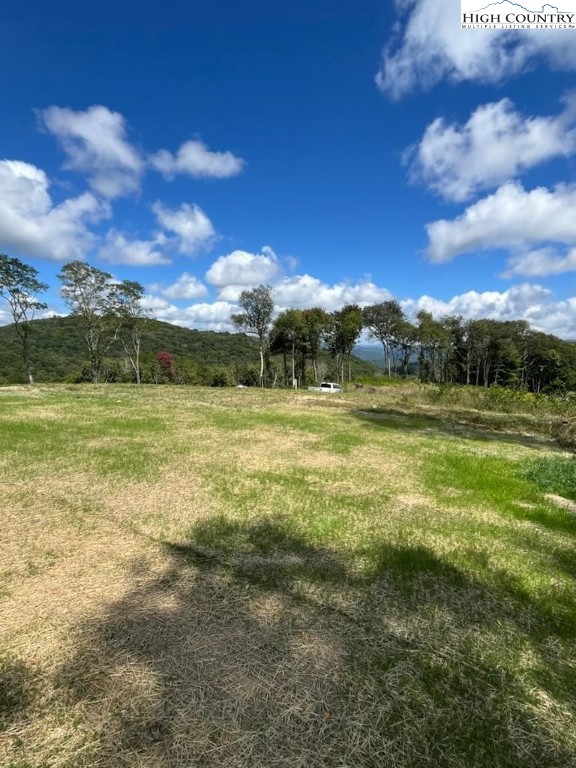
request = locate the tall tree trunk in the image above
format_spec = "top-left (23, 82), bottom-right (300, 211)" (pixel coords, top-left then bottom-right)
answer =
top-left (135, 338), bottom-right (141, 385)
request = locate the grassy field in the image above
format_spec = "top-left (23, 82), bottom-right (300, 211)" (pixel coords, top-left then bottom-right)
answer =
top-left (1, 384), bottom-right (575, 767)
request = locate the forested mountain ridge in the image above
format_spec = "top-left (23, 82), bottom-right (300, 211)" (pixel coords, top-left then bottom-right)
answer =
top-left (0, 315), bottom-right (378, 384)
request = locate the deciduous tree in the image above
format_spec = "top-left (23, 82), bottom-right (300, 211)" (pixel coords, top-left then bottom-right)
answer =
top-left (270, 308), bottom-right (306, 387)
top-left (231, 284), bottom-right (275, 387)
top-left (58, 261), bottom-right (124, 383)
top-left (329, 304), bottom-right (363, 383)
top-left (362, 300), bottom-right (405, 377)
top-left (302, 307), bottom-right (333, 383)
top-left (116, 280), bottom-right (148, 384)
top-left (0, 254), bottom-right (48, 384)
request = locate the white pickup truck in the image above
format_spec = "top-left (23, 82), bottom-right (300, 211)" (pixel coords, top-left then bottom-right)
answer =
top-left (307, 382), bottom-right (343, 393)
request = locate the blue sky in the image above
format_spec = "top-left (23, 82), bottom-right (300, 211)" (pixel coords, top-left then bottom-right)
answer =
top-left (2, 0), bottom-right (576, 336)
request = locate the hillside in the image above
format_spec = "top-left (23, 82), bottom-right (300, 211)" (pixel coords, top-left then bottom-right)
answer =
top-left (353, 344), bottom-right (384, 368)
top-left (0, 315), bottom-right (379, 384)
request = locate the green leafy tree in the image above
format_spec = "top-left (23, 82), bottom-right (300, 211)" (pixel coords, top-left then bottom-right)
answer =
top-left (0, 254), bottom-right (48, 384)
top-left (116, 280), bottom-right (148, 384)
top-left (415, 310), bottom-right (449, 383)
top-left (270, 308), bottom-right (307, 387)
top-left (329, 304), bottom-right (363, 383)
top-left (362, 300), bottom-right (405, 377)
top-left (396, 318), bottom-right (416, 378)
top-left (58, 260), bottom-right (125, 383)
top-left (302, 307), bottom-right (333, 383)
top-left (230, 284), bottom-right (275, 387)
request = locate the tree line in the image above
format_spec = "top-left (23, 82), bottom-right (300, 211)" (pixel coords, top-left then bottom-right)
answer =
top-left (2, 254), bottom-right (576, 393)
top-left (232, 284), bottom-right (576, 393)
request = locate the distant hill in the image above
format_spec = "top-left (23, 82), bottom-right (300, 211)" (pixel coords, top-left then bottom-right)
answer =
top-left (0, 316), bottom-right (379, 384)
top-left (353, 345), bottom-right (385, 368)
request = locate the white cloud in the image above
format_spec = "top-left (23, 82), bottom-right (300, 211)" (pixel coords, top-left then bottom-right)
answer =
top-left (502, 247), bottom-right (576, 278)
top-left (426, 182), bottom-right (576, 263)
top-left (274, 275), bottom-right (392, 310)
top-left (98, 230), bottom-right (170, 266)
top-left (402, 283), bottom-right (576, 338)
top-left (154, 272), bottom-right (208, 300)
top-left (403, 283), bottom-right (550, 320)
top-left (140, 295), bottom-right (186, 323)
top-left (216, 284), bottom-right (246, 302)
top-left (141, 295), bottom-right (236, 331)
top-left (150, 139), bottom-right (245, 179)
top-left (183, 300), bottom-right (236, 328)
top-left (0, 303), bottom-right (11, 326)
top-left (0, 159), bottom-right (109, 261)
top-left (41, 105), bottom-right (144, 198)
top-left (205, 246), bottom-right (281, 292)
top-left (409, 95), bottom-right (576, 202)
top-left (377, 0), bottom-right (576, 98)
top-left (152, 202), bottom-right (216, 256)
top-left (140, 279), bottom-right (576, 339)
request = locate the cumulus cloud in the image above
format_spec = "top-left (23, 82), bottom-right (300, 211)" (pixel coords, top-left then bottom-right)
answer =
top-left (141, 294), bottom-right (236, 331)
top-left (0, 159), bottom-right (109, 261)
top-left (377, 0), bottom-right (576, 98)
top-left (183, 300), bottom-right (237, 329)
top-left (402, 283), bottom-right (576, 338)
top-left (426, 182), bottom-right (576, 263)
top-left (205, 246), bottom-right (281, 295)
top-left (152, 202), bottom-right (216, 256)
top-left (41, 105), bottom-right (246, 194)
top-left (139, 278), bottom-right (576, 339)
top-left (502, 247), bottom-right (576, 278)
top-left (274, 275), bottom-right (392, 311)
top-left (138, 266), bottom-right (395, 332)
top-left (98, 230), bottom-right (170, 266)
top-left (154, 272), bottom-right (209, 300)
top-left (409, 95), bottom-right (576, 202)
top-left (0, 301), bottom-right (63, 327)
top-left (403, 282), bottom-right (549, 320)
top-left (150, 140), bottom-right (245, 179)
top-left (40, 105), bottom-right (144, 198)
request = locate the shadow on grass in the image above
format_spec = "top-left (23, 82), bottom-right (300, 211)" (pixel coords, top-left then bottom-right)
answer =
top-left (49, 516), bottom-right (576, 768)
top-left (352, 407), bottom-right (555, 450)
top-left (0, 655), bottom-right (34, 732)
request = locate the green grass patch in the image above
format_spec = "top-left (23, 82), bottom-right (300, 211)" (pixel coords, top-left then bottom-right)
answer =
top-left (520, 455), bottom-right (576, 500)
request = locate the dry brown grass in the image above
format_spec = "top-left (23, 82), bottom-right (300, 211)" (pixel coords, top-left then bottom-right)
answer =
top-left (1, 385), bottom-right (575, 767)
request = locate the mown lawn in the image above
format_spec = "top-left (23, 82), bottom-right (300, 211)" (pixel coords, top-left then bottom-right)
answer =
top-left (1, 384), bottom-right (575, 767)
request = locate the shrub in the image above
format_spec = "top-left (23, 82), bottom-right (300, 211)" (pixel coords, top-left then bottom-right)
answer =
top-left (208, 366), bottom-right (235, 387)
